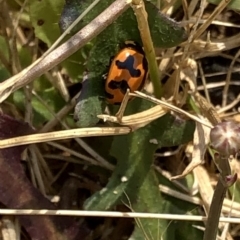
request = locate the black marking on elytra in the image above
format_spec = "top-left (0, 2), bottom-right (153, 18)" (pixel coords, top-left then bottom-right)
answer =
top-left (108, 80), bottom-right (130, 94)
top-left (113, 101), bottom-right (122, 105)
top-left (105, 90), bottom-right (122, 105)
top-left (115, 55), bottom-right (141, 78)
top-left (105, 91), bottom-right (114, 99)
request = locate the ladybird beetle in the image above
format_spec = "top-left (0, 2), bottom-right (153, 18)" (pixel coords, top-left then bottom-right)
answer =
top-left (105, 43), bottom-right (148, 104)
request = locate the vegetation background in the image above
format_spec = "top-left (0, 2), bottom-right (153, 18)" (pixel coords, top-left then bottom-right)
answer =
top-left (0, 0), bottom-right (240, 239)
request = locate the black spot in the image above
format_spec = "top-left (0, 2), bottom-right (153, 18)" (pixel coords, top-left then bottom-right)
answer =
top-left (113, 102), bottom-right (122, 105)
top-left (108, 80), bottom-right (130, 94)
top-left (105, 91), bottom-right (114, 99)
top-left (37, 19), bottom-right (44, 26)
top-left (116, 55), bottom-right (141, 78)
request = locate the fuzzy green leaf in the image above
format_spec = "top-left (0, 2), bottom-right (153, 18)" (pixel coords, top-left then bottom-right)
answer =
top-left (84, 98), bottom-right (195, 210)
top-left (74, 78), bottom-right (105, 127)
top-left (129, 169), bottom-right (174, 240)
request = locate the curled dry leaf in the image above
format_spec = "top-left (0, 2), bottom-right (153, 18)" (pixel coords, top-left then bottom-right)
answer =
top-left (179, 58), bottom-right (198, 91)
top-left (171, 121), bottom-right (211, 179)
top-left (163, 57), bottom-right (198, 105)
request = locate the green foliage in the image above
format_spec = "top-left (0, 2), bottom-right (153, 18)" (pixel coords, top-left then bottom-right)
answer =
top-left (0, 67), bottom-right (10, 82)
top-left (84, 98), bottom-right (195, 238)
top-left (11, 0), bottom-right (188, 127)
top-left (0, 26), bottom-right (69, 126)
top-left (2, 1), bottom-right (202, 239)
top-left (63, 0), bottom-right (187, 127)
top-left (28, 0), bottom-right (64, 46)
top-left (73, 78), bottom-right (105, 127)
top-left (129, 170), bottom-right (174, 240)
top-left (0, 36), bottom-right (10, 81)
top-left (207, 0), bottom-right (240, 10)
top-left (229, 181), bottom-right (240, 203)
top-left (13, 86), bottom-right (66, 126)
top-left (175, 218), bottom-right (203, 240)
top-left (28, 0), bottom-right (86, 80)
top-left (60, 0), bottom-right (187, 48)
top-left (84, 98), bottom-right (195, 209)
top-left (129, 166), bottom-right (203, 239)
top-left (0, 31), bottom-right (67, 126)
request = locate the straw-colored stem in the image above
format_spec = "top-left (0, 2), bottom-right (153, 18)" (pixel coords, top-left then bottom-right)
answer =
top-left (131, 0), bottom-right (162, 99)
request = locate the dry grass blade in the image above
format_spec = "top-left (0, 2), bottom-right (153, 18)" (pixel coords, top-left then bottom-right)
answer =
top-left (98, 105), bottom-right (166, 128)
top-left (132, 91), bottom-right (213, 128)
top-left (98, 88), bottom-right (212, 129)
top-left (171, 122), bottom-right (210, 179)
top-left (0, 209), bottom-right (238, 224)
top-left (131, 0), bottom-right (162, 98)
top-left (0, 127), bottom-right (131, 148)
top-left (192, 0), bottom-right (231, 40)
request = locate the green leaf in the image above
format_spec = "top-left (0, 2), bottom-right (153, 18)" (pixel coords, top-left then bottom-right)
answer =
top-left (18, 43), bottom-right (33, 69)
top-left (207, 0), bottom-right (240, 10)
top-left (29, 0), bottom-right (64, 46)
top-left (28, 0), bottom-right (86, 81)
top-left (156, 173), bottom-right (204, 240)
top-left (174, 217), bottom-right (203, 240)
top-left (61, 50), bottom-right (86, 80)
top-left (146, 2), bottom-right (187, 48)
top-left (74, 78), bottom-right (105, 127)
top-left (129, 169), bottom-right (174, 240)
top-left (229, 181), bottom-right (240, 204)
top-left (0, 67), bottom-right (10, 82)
top-left (129, 171), bottom-right (203, 239)
top-left (0, 36), bottom-right (10, 81)
top-left (60, 0), bottom-right (187, 48)
top-left (13, 85), bottom-right (66, 126)
top-left (0, 36), bottom-right (9, 60)
top-left (84, 98), bottom-right (195, 210)
top-left (129, 169), bottom-right (203, 240)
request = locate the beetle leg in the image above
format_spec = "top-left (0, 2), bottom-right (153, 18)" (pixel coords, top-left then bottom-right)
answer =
top-left (115, 88), bottom-right (131, 122)
top-left (102, 73), bottom-right (108, 79)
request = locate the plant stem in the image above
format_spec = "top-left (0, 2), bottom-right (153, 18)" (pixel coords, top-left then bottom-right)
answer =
top-left (131, 0), bottom-right (162, 99)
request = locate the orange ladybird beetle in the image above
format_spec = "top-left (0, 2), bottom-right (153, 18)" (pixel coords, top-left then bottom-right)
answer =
top-left (105, 42), bottom-right (148, 104)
